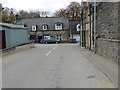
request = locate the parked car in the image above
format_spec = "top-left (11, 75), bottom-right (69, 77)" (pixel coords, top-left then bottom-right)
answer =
top-left (45, 37), bottom-right (59, 44)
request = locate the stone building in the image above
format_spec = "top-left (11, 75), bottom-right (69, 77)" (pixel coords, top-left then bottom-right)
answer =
top-left (80, 1), bottom-right (95, 50)
top-left (16, 17), bottom-right (69, 43)
top-left (80, 1), bottom-right (120, 62)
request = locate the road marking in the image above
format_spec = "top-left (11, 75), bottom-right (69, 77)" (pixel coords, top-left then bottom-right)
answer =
top-left (52, 47), bottom-right (56, 50)
top-left (46, 45), bottom-right (57, 56)
top-left (46, 51), bottom-right (52, 56)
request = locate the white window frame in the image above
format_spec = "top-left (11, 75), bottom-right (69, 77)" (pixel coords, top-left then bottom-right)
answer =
top-left (55, 23), bottom-right (62, 30)
top-left (44, 35), bottom-right (50, 40)
top-left (21, 24), bottom-right (24, 27)
top-left (32, 26), bottom-right (36, 31)
top-left (42, 25), bottom-right (48, 30)
top-left (77, 24), bottom-right (80, 31)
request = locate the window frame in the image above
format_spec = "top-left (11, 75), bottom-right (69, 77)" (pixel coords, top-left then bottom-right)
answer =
top-left (32, 26), bottom-right (37, 31)
top-left (55, 23), bottom-right (63, 30)
top-left (77, 24), bottom-right (80, 31)
top-left (42, 24), bottom-right (48, 30)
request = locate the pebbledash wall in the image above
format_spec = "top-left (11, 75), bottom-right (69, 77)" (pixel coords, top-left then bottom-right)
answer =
top-left (96, 2), bottom-right (120, 62)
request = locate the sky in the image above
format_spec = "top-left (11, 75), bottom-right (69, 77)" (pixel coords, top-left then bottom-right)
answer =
top-left (1, 0), bottom-right (81, 14)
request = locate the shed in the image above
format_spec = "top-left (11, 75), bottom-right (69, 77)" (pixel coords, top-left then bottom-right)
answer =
top-left (0, 23), bottom-right (29, 49)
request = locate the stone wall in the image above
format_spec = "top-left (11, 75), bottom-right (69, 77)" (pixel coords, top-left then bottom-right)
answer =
top-left (96, 2), bottom-right (119, 40)
top-left (96, 38), bottom-right (120, 62)
top-left (29, 30), bottom-right (69, 40)
top-left (96, 2), bottom-right (120, 62)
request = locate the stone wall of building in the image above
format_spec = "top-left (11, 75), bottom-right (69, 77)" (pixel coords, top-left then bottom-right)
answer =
top-left (96, 38), bottom-right (120, 62)
top-left (96, 2), bottom-right (119, 62)
top-left (29, 30), bottom-right (69, 41)
top-left (96, 2), bottom-right (119, 40)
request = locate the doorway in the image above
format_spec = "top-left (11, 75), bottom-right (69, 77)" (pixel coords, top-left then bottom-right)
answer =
top-left (38, 36), bottom-right (43, 43)
top-left (0, 30), bottom-right (6, 50)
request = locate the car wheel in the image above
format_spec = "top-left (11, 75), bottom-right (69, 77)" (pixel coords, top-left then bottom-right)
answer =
top-left (46, 42), bottom-right (47, 44)
top-left (56, 42), bottom-right (58, 44)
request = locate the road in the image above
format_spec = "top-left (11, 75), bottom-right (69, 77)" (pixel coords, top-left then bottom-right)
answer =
top-left (2, 44), bottom-right (117, 88)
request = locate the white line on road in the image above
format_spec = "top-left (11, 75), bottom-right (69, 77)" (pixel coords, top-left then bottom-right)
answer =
top-left (46, 51), bottom-right (52, 56)
top-left (46, 45), bottom-right (57, 56)
top-left (52, 47), bottom-right (56, 50)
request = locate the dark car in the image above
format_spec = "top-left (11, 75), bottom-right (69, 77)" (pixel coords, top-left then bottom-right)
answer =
top-left (45, 37), bottom-right (59, 44)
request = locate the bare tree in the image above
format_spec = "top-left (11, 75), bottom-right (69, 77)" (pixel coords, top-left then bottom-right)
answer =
top-left (17, 10), bottom-right (50, 18)
top-left (53, 2), bottom-right (81, 21)
top-left (1, 5), bottom-right (16, 23)
top-left (39, 11), bottom-right (50, 17)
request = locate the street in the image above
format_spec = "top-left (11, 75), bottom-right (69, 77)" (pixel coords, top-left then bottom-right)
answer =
top-left (2, 44), bottom-right (117, 88)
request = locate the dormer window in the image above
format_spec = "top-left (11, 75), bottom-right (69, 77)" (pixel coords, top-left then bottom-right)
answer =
top-left (55, 23), bottom-right (63, 30)
top-left (42, 24), bottom-right (48, 30)
top-left (21, 24), bottom-right (25, 27)
top-left (32, 26), bottom-right (36, 31)
top-left (77, 24), bottom-right (80, 31)
top-left (20, 22), bottom-right (24, 27)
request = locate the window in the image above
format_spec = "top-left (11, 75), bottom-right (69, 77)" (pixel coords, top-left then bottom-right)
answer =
top-left (77, 24), bottom-right (80, 31)
top-left (42, 25), bottom-right (48, 30)
top-left (55, 23), bottom-right (63, 30)
top-left (20, 22), bottom-right (24, 27)
top-left (55, 34), bottom-right (62, 41)
top-left (32, 26), bottom-right (36, 31)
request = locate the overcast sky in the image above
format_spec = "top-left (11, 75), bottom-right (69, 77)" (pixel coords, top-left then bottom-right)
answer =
top-left (1, 0), bottom-right (81, 14)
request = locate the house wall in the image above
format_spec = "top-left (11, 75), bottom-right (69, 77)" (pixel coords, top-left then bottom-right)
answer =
top-left (96, 2), bottom-right (119, 61)
top-left (80, 2), bottom-right (94, 50)
top-left (81, 2), bottom-right (120, 62)
top-left (96, 2), bottom-right (119, 39)
top-left (29, 30), bottom-right (69, 41)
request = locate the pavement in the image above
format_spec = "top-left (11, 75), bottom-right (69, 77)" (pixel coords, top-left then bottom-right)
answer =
top-left (79, 46), bottom-right (118, 87)
top-left (2, 43), bottom-right (118, 88)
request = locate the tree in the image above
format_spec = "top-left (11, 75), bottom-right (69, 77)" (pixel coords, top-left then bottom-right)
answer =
top-left (29, 10), bottom-right (40, 18)
top-left (0, 4), bottom-right (3, 22)
top-left (1, 10), bottom-right (8, 23)
top-left (53, 2), bottom-right (81, 21)
top-left (53, 9), bottom-right (66, 17)
top-left (18, 10), bottom-right (30, 18)
top-left (8, 11), bottom-right (16, 23)
top-left (0, 5), bottom-right (16, 23)
top-left (17, 10), bottom-right (50, 19)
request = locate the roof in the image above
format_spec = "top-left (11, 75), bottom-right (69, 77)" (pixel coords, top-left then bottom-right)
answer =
top-left (16, 17), bottom-right (69, 30)
top-left (70, 21), bottom-right (80, 35)
top-left (0, 23), bottom-right (27, 29)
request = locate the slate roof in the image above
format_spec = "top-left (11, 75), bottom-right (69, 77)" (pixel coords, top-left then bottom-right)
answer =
top-left (0, 23), bottom-right (27, 29)
top-left (16, 17), bottom-right (69, 31)
top-left (70, 21), bottom-right (80, 35)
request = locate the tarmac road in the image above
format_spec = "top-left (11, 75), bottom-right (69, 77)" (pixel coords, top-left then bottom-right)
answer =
top-left (2, 44), bottom-right (117, 88)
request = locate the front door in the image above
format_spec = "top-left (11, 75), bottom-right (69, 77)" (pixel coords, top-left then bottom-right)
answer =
top-left (0, 30), bottom-right (6, 50)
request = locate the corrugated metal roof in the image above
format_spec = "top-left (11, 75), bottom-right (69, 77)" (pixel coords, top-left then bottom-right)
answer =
top-left (0, 23), bottom-right (27, 29)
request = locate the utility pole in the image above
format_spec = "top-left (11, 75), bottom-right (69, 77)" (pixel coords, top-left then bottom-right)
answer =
top-left (94, 0), bottom-right (96, 53)
top-left (81, 0), bottom-right (83, 47)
